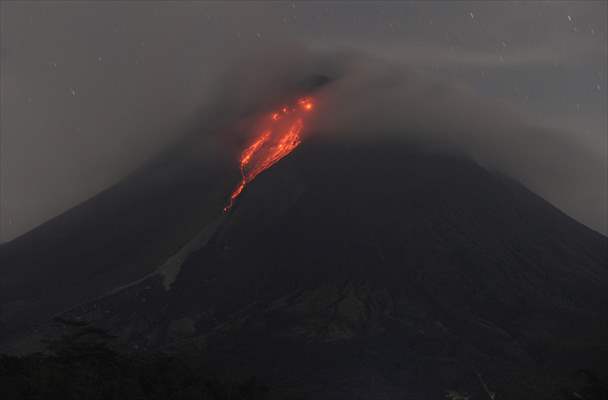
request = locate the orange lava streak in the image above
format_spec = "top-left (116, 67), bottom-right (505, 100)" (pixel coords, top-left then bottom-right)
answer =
top-left (223, 133), bottom-right (269, 213)
top-left (224, 97), bottom-right (314, 213)
top-left (239, 130), bottom-right (271, 175)
top-left (246, 119), bottom-right (302, 182)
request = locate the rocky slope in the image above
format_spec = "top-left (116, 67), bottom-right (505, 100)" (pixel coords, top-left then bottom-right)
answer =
top-left (49, 138), bottom-right (608, 399)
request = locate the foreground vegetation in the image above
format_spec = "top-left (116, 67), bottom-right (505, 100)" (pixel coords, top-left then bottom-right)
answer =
top-left (0, 319), bottom-right (270, 400)
top-left (1, 319), bottom-right (606, 399)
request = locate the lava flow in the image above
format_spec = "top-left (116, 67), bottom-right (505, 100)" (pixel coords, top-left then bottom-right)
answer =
top-left (224, 97), bottom-right (314, 213)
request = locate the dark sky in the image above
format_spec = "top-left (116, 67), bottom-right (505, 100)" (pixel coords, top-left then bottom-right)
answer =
top-left (1, 1), bottom-right (606, 242)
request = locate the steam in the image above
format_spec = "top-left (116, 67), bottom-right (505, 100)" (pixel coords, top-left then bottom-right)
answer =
top-left (2, 30), bottom-right (604, 240)
top-left (209, 43), bottom-right (606, 234)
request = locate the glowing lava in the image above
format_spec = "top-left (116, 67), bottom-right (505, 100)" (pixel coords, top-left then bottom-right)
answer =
top-left (224, 97), bottom-right (314, 212)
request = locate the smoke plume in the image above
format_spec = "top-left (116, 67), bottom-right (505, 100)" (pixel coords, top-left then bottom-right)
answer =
top-left (207, 43), bottom-right (606, 234)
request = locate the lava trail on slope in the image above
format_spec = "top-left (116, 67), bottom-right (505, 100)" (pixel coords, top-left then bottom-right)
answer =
top-left (224, 97), bottom-right (314, 212)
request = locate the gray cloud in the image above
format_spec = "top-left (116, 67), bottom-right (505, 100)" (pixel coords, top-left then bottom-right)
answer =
top-left (1, 1), bottom-right (605, 241)
top-left (307, 52), bottom-right (606, 233)
top-left (183, 44), bottom-right (608, 234)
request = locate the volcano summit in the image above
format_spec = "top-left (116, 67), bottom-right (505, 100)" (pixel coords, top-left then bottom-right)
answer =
top-left (3, 136), bottom-right (604, 399)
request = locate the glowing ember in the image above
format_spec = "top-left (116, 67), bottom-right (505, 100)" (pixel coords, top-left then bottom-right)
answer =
top-left (224, 97), bottom-right (314, 212)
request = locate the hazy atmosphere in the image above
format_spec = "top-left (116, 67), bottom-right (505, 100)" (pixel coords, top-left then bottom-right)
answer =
top-left (1, 1), bottom-right (606, 242)
top-left (2, 3), bottom-right (608, 399)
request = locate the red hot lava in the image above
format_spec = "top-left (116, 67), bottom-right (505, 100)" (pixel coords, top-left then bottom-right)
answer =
top-left (224, 97), bottom-right (314, 213)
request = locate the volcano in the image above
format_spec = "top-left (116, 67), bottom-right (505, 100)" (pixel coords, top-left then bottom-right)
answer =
top-left (2, 135), bottom-right (607, 399)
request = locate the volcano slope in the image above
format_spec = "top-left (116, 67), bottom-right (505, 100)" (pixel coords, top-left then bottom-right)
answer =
top-left (57, 138), bottom-right (607, 399)
top-left (0, 148), bottom-right (230, 352)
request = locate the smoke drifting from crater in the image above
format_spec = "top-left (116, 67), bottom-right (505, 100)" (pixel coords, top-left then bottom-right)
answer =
top-left (211, 44), bottom-right (606, 234)
top-left (1, 2), bottom-right (605, 241)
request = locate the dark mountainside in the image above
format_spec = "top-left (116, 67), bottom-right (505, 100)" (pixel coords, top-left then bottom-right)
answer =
top-left (0, 144), bottom-right (231, 351)
top-left (2, 137), bottom-right (607, 399)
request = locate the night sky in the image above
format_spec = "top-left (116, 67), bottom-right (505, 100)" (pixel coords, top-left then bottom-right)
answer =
top-left (1, 1), bottom-right (606, 241)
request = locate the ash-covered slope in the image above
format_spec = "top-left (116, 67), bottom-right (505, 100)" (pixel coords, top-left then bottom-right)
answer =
top-left (0, 150), bottom-right (229, 350)
top-left (41, 139), bottom-right (608, 398)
